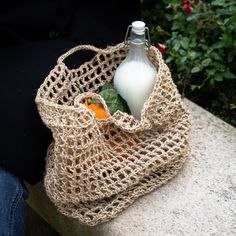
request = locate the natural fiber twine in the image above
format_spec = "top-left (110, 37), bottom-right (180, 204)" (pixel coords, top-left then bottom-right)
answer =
top-left (35, 43), bottom-right (191, 226)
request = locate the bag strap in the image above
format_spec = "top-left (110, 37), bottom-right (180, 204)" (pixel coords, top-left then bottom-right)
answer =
top-left (57, 43), bottom-right (125, 64)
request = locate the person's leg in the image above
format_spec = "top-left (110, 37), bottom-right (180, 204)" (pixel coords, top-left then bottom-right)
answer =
top-left (0, 167), bottom-right (27, 236)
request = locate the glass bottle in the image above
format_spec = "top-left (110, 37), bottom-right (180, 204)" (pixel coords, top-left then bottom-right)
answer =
top-left (113, 21), bottom-right (157, 120)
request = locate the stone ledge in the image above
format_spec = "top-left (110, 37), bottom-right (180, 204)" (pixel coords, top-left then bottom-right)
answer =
top-left (26, 99), bottom-right (236, 236)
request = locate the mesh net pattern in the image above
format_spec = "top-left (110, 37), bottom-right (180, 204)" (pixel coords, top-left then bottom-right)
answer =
top-left (35, 43), bottom-right (191, 226)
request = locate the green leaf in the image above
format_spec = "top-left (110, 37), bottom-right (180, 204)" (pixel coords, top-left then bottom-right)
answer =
top-left (212, 42), bottom-right (224, 49)
top-left (186, 14), bottom-right (198, 22)
top-left (213, 62), bottom-right (225, 72)
top-left (201, 58), bottom-right (212, 67)
top-left (211, 0), bottom-right (225, 7)
top-left (101, 82), bottom-right (113, 91)
top-left (211, 52), bottom-right (222, 61)
top-left (180, 56), bottom-right (187, 64)
top-left (179, 49), bottom-right (186, 56)
top-left (171, 22), bottom-right (180, 31)
top-left (173, 41), bottom-right (181, 51)
top-left (227, 53), bottom-right (234, 63)
top-left (155, 26), bottom-right (170, 36)
top-left (200, 44), bottom-right (209, 51)
top-left (188, 51), bottom-right (197, 59)
top-left (216, 20), bottom-right (224, 26)
top-left (214, 74), bottom-right (223, 81)
top-left (99, 84), bottom-right (130, 115)
top-left (210, 78), bottom-right (215, 86)
top-left (165, 57), bottom-right (172, 63)
top-left (190, 85), bottom-right (201, 91)
top-left (191, 66), bottom-right (201, 73)
top-left (223, 71), bottom-right (236, 79)
top-left (180, 37), bottom-right (190, 49)
top-left (206, 69), bottom-right (216, 77)
top-left (189, 41), bottom-right (197, 48)
top-left (230, 104), bottom-right (236, 110)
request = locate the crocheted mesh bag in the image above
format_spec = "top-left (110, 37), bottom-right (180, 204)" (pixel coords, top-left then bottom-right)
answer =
top-left (35, 43), bottom-right (191, 226)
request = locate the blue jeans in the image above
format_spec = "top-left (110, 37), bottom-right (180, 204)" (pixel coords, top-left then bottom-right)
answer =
top-left (0, 168), bottom-right (27, 236)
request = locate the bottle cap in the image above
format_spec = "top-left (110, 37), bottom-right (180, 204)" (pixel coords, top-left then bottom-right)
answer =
top-left (131, 21), bottom-right (145, 35)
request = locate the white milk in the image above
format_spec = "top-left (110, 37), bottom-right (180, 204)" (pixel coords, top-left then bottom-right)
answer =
top-left (114, 60), bottom-right (156, 119)
top-left (113, 21), bottom-right (157, 120)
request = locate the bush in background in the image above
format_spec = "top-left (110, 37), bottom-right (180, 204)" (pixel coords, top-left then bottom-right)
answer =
top-left (141, 0), bottom-right (236, 126)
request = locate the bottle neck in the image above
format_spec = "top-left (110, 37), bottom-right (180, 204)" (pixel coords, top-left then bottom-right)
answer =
top-left (127, 30), bottom-right (148, 61)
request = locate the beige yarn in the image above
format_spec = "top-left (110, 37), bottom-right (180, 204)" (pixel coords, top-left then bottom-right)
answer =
top-left (35, 42), bottom-right (191, 226)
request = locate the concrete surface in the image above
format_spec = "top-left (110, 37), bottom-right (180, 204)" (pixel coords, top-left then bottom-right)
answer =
top-left (26, 99), bottom-right (236, 236)
top-left (24, 205), bottom-right (60, 236)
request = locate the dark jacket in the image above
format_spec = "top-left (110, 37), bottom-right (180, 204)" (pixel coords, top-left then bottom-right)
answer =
top-left (0, 0), bottom-right (140, 184)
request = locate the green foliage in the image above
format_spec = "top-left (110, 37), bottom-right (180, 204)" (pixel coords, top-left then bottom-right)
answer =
top-left (141, 0), bottom-right (236, 126)
top-left (98, 83), bottom-right (130, 115)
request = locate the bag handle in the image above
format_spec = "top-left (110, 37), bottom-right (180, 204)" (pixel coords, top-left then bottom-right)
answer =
top-left (57, 43), bottom-right (125, 64)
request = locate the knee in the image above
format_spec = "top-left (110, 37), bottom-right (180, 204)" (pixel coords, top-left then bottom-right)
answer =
top-left (0, 167), bottom-right (27, 201)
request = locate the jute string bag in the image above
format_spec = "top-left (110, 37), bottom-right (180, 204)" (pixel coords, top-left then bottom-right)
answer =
top-left (35, 42), bottom-right (191, 226)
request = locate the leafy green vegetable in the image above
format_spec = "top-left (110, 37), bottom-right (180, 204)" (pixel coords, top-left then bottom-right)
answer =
top-left (98, 83), bottom-right (130, 115)
top-left (101, 83), bottom-right (114, 91)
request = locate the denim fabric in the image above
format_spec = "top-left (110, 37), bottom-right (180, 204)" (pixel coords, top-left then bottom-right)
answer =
top-left (0, 168), bottom-right (27, 236)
